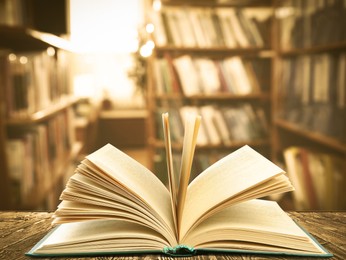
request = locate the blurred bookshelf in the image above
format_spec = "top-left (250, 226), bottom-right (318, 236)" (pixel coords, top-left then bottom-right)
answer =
top-left (144, 0), bottom-right (346, 210)
top-left (145, 0), bottom-right (274, 185)
top-left (0, 0), bottom-right (345, 212)
top-left (272, 0), bottom-right (346, 210)
top-left (0, 0), bottom-right (82, 210)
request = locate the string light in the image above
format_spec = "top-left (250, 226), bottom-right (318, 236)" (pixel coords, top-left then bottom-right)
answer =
top-left (146, 23), bottom-right (154, 34)
top-left (152, 0), bottom-right (161, 11)
top-left (139, 40), bottom-right (155, 58)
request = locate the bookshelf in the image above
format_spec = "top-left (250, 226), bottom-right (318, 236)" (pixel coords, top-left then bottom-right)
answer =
top-left (145, 0), bottom-right (274, 184)
top-left (272, 0), bottom-right (346, 210)
top-left (0, 0), bottom-right (81, 210)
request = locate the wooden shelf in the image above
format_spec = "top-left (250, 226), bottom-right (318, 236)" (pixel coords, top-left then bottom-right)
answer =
top-left (6, 96), bottom-right (80, 125)
top-left (279, 42), bottom-right (346, 56)
top-left (155, 46), bottom-right (274, 57)
top-left (24, 142), bottom-right (83, 210)
top-left (99, 109), bottom-right (148, 119)
top-left (146, 1), bottom-right (274, 171)
top-left (275, 119), bottom-right (346, 153)
top-left (155, 92), bottom-right (270, 101)
top-left (0, 26), bottom-right (73, 52)
top-left (0, 1), bottom-right (79, 211)
top-left (161, 0), bottom-right (273, 7)
top-left (150, 138), bottom-right (270, 151)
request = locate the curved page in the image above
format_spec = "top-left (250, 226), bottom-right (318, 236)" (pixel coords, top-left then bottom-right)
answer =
top-left (180, 145), bottom-right (287, 239)
top-left (85, 144), bottom-right (175, 242)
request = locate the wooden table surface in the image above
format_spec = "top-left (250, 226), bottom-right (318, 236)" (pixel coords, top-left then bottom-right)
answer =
top-left (0, 211), bottom-right (345, 260)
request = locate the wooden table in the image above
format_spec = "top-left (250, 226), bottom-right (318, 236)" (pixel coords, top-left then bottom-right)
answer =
top-left (0, 211), bottom-right (345, 259)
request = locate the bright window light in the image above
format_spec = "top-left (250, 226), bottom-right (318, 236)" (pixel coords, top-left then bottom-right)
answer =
top-left (69, 0), bottom-right (146, 108)
top-left (69, 0), bottom-right (143, 54)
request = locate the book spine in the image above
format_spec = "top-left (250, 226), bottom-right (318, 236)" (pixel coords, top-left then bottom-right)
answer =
top-left (151, 7), bottom-right (269, 48)
top-left (4, 50), bottom-right (72, 119)
top-left (5, 108), bottom-right (76, 208)
top-left (279, 52), bottom-right (345, 141)
top-left (155, 55), bottom-right (269, 96)
top-left (155, 104), bottom-right (269, 146)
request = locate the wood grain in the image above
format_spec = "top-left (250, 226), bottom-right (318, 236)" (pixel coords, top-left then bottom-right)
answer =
top-left (0, 211), bottom-right (345, 260)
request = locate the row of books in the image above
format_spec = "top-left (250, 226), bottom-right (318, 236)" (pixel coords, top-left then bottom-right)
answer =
top-left (0, 0), bottom-right (30, 27)
top-left (155, 104), bottom-right (268, 146)
top-left (153, 54), bottom-right (270, 96)
top-left (284, 146), bottom-right (345, 210)
top-left (1, 49), bottom-right (71, 119)
top-left (279, 0), bottom-right (346, 49)
top-left (150, 6), bottom-right (271, 48)
top-left (5, 108), bottom-right (75, 207)
top-left (154, 148), bottom-right (228, 188)
top-left (279, 52), bottom-right (346, 141)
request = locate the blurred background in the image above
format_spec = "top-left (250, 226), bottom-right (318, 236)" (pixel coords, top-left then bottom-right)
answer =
top-left (0, 0), bottom-right (345, 211)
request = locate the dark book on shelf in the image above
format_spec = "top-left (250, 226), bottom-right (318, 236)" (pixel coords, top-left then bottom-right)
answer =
top-left (27, 113), bottom-right (331, 258)
top-left (279, 52), bottom-right (345, 142)
top-left (284, 146), bottom-right (346, 210)
top-left (151, 6), bottom-right (270, 48)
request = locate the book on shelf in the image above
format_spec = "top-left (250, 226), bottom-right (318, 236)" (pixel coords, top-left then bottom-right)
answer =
top-left (194, 57), bottom-right (222, 94)
top-left (179, 106), bottom-right (209, 146)
top-left (221, 104), bottom-right (268, 142)
top-left (215, 8), bottom-right (237, 48)
top-left (5, 108), bottom-right (76, 208)
top-left (278, 0), bottom-right (346, 49)
top-left (151, 6), bottom-right (269, 48)
top-left (1, 49), bottom-right (71, 119)
top-left (172, 55), bottom-right (201, 96)
top-left (0, 0), bottom-right (29, 26)
top-left (279, 52), bottom-right (346, 142)
top-left (188, 7), bottom-right (212, 48)
top-left (154, 149), bottom-right (228, 188)
top-left (27, 113), bottom-right (331, 257)
top-left (163, 7), bottom-right (184, 47)
top-left (149, 9), bottom-right (168, 47)
top-left (284, 146), bottom-right (346, 211)
top-left (155, 104), bottom-right (268, 146)
top-left (222, 56), bottom-right (254, 95)
top-left (6, 137), bottom-right (34, 206)
top-left (153, 58), bottom-right (172, 95)
top-left (157, 54), bottom-right (267, 96)
top-left (199, 105), bottom-right (223, 145)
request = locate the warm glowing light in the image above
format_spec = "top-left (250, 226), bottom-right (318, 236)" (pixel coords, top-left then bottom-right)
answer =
top-left (73, 74), bottom-right (97, 98)
top-left (146, 40), bottom-right (155, 49)
top-left (8, 53), bottom-right (16, 61)
top-left (146, 23), bottom-right (154, 33)
top-left (47, 47), bottom-right (56, 56)
top-left (275, 7), bottom-right (295, 18)
top-left (69, 0), bottom-right (143, 53)
top-left (139, 42), bottom-right (153, 58)
top-left (69, 0), bottom-right (145, 108)
top-left (153, 0), bottom-right (161, 11)
top-left (19, 56), bottom-right (28, 64)
top-left (28, 29), bottom-right (74, 51)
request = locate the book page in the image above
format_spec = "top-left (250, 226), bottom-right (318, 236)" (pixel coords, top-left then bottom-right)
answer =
top-left (85, 144), bottom-right (176, 242)
top-left (176, 113), bottom-right (201, 238)
top-left (182, 199), bottom-right (326, 255)
top-left (33, 219), bottom-right (170, 255)
top-left (179, 145), bottom-right (292, 239)
top-left (54, 173), bottom-right (170, 236)
top-left (162, 112), bottom-right (178, 237)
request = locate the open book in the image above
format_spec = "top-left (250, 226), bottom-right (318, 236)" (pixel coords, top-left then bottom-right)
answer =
top-left (27, 113), bottom-right (332, 257)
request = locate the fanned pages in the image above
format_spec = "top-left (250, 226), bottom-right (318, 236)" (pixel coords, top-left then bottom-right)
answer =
top-left (27, 113), bottom-right (332, 258)
top-left (176, 113), bottom-right (201, 238)
top-left (162, 112), bottom-right (178, 237)
top-left (179, 145), bottom-right (293, 240)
